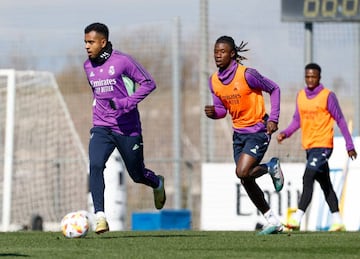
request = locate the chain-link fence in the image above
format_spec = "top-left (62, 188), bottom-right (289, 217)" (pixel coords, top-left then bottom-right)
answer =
top-left (0, 1), bottom-right (358, 230)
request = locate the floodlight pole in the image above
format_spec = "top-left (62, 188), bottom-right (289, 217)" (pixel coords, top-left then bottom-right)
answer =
top-left (172, 16), bottom-right (182, 209)
top-left (354, 24), bottom-right (360, 136)
top-left (303, 22), bottom-right (313, 231)
top-left (304, 22), bottom-right (313, 64)
top-left (200, 0), bottom-right (211, 162)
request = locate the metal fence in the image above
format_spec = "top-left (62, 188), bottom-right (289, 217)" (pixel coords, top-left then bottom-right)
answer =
top-left (0, 1), bottom-right (359, 230)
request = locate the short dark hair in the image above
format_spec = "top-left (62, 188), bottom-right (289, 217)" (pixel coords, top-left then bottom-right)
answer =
top-left (84, 22), bottom-right (109, 40)
top-left (305, 63), bottom-right (321, 74)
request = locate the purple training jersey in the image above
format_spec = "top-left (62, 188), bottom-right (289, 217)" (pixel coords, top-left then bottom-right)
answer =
top-left (84, 50), bottom-right (156, 136)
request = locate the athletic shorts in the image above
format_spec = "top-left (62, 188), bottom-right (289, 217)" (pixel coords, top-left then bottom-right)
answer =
top-left (233, 131), bottom-right (270, 163)
top-left (305, 148), bottom-right (333, 172)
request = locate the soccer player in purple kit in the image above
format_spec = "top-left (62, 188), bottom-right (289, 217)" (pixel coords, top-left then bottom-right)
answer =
top-left (204, 36), bottom-right (284, 235)
top-left (277, 63), bottom-right (357, 231)
top-left (83, 22), bottom-right (166, 234)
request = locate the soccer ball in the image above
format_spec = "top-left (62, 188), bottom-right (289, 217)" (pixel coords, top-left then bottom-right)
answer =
top-left (61, 211), bottom-right (90, 238)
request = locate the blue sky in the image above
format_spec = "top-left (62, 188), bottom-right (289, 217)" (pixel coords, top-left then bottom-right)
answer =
top-left (0, 1), bottom-right (293, 75)
top-left (0, 0), bottom-right (358, 95)
top-left (1, 0), bottom-right (202, 34)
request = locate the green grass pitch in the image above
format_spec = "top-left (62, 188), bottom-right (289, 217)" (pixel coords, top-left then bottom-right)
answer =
top-left (0, 230), bottom-right (359, 258)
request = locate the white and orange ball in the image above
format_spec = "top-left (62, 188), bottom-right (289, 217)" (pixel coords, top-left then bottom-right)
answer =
top-left (61, 211), bottom-right (90, 238)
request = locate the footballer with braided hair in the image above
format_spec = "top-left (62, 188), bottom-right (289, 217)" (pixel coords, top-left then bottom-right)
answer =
top-left (204, 35), bottom-right (284, 235)
top-left (215, 35), bottom-right (249, 65)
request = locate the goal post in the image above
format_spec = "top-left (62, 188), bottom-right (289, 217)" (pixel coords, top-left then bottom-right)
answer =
top-left (0, 69), bottom-right (15, 232)
top-left (0, 70), bottom-right (89, 231)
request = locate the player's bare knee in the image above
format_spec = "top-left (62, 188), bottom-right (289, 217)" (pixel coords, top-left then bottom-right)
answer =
top-left (236, 167), bottom-right (250, 179)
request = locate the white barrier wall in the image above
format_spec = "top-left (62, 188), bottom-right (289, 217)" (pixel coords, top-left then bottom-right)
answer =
top-left (201, 137), bottom-right (360, 231)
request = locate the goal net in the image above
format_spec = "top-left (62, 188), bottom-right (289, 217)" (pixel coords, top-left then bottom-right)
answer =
top-left (0, 70), bottom-right (88, 231)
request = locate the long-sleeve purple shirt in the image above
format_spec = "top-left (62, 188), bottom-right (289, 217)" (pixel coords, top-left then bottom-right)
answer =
top-left (84, 50), bottom-right (156, 136)
top-left (280, 84), bottom-right (355, 151)
top-left (209, 60), bottom-right (281, 134)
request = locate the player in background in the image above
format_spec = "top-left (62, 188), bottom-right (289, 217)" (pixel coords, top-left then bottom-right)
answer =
top-left (277, 63), bottom-right (357, 231)
top-left (83, 22), bottom-right (166, 234)
top-left (204, 36), bottom-right (284, 235)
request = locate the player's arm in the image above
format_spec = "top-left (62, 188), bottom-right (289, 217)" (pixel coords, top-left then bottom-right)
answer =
top-left (205, 78), bottom-right (227, 119)
top-left (327, 92), bottom-right (357, 159)
top-left (110, 54), bottom-right (156, 113)
top-left (245, 68), bottom-right (280, 134)
top-left (277, 95), bottom-right (301, 143)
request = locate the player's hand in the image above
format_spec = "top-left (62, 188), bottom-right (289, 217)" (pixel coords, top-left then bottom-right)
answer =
top-left (277, 132), bottom-right (286, 143)
top-left (204, 105), bottom-right (216, 119)
top-left (266, 121), bottom-right (278, 135)
top-left (348, 149), bottom-right (357, 160)
top-left (109, 99), bottom-right (117, 110)
top-left (109, 97), bottom-right (135, 114)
